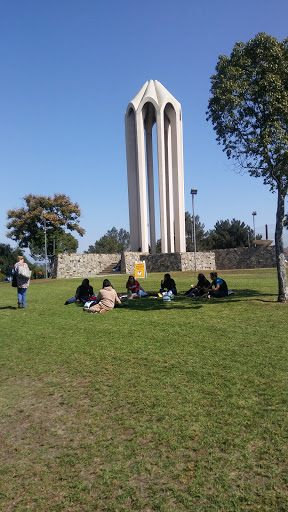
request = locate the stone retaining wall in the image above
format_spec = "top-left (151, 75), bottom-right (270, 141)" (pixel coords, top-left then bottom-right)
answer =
top-left (123, 251), bottom-right (216, 274)
top-left (214, 246), bottom-right (276, 269)
top-left (55, 253), bottom-right (120, 278)
top-left (123, 252), bottom-right (182, 274)
top-left (54, 246), bottom-right (276, 278)
top-left (180, 251), bottom-right (216, 271)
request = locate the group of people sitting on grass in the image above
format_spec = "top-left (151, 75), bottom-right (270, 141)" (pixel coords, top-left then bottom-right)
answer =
top-left (185, 271), bottom-right (228, 298)
top-left (64, 272), bottom-right (228, 314)
top-left (64, 278), bottom-right (121, 314)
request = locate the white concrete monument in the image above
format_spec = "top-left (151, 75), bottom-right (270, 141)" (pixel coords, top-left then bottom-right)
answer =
top-left (125, 80), bottom-right (186, 254)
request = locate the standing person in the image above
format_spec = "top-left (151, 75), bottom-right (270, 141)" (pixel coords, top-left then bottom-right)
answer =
top-left (160, 273), bottom-right (177, 295)
top-left (206, 272), bottom-right (228, 298)
top-left (14, 256), bottom-right (31, 309)
top-left (65, 279), bottom-right (94, 305)
top-left (126, 275), bottom-right (148, 298)
top-left (84, 279), bottom-right (122, 313)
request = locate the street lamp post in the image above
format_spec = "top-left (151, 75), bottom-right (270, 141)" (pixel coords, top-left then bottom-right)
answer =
top-left (252, 211), bottom-right (257, 247)
top-left (190, 189), bottom-right (198, 271)
top-left (40, 216), bottom-right (48, 278)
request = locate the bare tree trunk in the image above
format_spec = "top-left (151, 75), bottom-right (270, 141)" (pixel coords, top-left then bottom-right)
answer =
top-left (275, 186), bottom-right (288, 302)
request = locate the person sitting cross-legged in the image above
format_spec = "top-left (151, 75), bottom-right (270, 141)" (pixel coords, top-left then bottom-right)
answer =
top-left (84, 279), bottom-right (121, 313)
top-left (206, 272), bottom-right (228, 298)
top-left (185, 273), bottom-right (210, 297)
top-left (160, 273), bottom-right (177, 295)
top-left (126, 275), bottom-right (148, 299)
top-left (65, 279), bottom-right (94, 305)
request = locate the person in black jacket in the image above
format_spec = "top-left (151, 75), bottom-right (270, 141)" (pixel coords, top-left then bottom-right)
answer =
top-left (65, 279), bottom-right (94, 305)
top-left (160, 273), bottom-right (177, 295)
top-left (185, 273), bottom-right (210, 297)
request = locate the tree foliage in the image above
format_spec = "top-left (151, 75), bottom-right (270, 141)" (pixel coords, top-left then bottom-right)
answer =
top-left (86, 227), bottom-right (130, 254)
top-left (0, 243), bottom-right (43, 279)
top-left (0, 243), bottom-right (23, 276)
top-left (207, 33), bottom-right (288, 301)
top-left (204, 219), bottom-right (254, 249)
top-left (185, 212), bottom-right (206, 251)
top-left (6, 194), bottom-right (84, 260)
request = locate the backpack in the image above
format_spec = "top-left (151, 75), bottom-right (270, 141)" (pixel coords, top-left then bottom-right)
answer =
top-left (18, 264), bottom-right (31, 280)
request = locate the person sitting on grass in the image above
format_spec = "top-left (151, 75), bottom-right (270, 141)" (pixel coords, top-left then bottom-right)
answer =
top-left (185, 273), bottom-right (210, 297)
top-left (205, 272), bottom-right (228, 298)
top-left (160, 273), bottom-right (177, 295)
top-left (84, 279), bottom-right (121, 313)
top-left (126, 275), bottom-right (148, 299)
top-left (65, 278), bottom-right (94, 305)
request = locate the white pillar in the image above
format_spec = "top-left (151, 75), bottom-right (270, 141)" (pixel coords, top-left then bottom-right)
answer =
top-left (156, 109), bottom-right (168, 253)
top-left (135, 111), bottom-right (149, 252)
top-left (146, 125), bottom-right (156, 253)
top-left (164, 115), bottom-right (174, 253)
top-left (125, 108), bottom-right (140, 251)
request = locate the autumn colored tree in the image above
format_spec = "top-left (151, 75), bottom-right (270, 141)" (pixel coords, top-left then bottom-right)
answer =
top-left (6, 194), bottom-right (85, 260)
top-left (207, 33), bottom-right (288, 301)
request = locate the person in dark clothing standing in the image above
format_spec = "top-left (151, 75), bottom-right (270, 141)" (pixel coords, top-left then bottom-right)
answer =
top-left (65, 279), bottom-right (94, 305)
top-left (160, 273), bottom-right (177, 295)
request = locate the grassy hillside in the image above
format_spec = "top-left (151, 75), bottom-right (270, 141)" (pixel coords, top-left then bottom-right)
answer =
top-left (0, 270), bottom-right (287, 511)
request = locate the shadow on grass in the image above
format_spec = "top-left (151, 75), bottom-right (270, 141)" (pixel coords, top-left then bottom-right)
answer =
top-left (114, 288), bottom-right (279, 311)
top-left (194, 288), bottom-right (278, 304)
top-left (0, 306), bottom-right (17, 310)
top-left (116, 294), bottom-right (204, 311)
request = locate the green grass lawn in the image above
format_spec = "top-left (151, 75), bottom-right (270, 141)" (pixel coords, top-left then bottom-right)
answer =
top-left (0, 269), bottom-right (287, 511)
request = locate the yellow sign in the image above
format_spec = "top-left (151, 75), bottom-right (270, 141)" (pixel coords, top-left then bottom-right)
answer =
top-left (134, 261), bottom-right (146, 279)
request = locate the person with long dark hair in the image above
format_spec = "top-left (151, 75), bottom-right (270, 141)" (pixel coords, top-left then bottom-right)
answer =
top-left (84, 279), bottom-right (121, 313)
top-left (160, 273), bottom-right (177, 295)
top-left (65, 279), bottom-right (94, 305)
top-left (185, 273), bottom-right (210, 297)
top-left (126, 275), bottom-right (147, 298)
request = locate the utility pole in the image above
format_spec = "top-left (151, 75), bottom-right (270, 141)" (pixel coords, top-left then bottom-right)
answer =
top-left (190, 189), bottom-right (198, 271)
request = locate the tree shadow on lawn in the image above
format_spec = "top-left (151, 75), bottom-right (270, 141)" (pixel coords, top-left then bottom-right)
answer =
top-left (116, 288), bottom-right (278, 311)
top-left (116, 294), bottom-right (204, 311)
top-left (227, 288), bottom-right (278, 302)
top-left (198, 288), bottom-right (277, 304)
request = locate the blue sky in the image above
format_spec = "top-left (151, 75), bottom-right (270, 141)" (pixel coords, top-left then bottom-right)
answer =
top-left (1, 0), bottom-right (288, 256)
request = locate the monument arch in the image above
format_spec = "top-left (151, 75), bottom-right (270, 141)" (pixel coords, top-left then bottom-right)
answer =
top-left (125, 80), bottom-right (186, 253)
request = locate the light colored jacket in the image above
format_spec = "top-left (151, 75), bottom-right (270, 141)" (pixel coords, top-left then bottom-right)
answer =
top-left (96, 286), bottom-right (121, 310)
top-left (14, 262), bottom-right (30, 289)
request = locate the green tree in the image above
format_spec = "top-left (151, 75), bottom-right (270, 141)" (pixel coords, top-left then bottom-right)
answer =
top-left (0, 243), bottom-right (23, 276)
top-left (207, 33), bottom-right (288, 301)
top-left (156, 239), bottom-right (162, 253)
top-left (6, 194), bottom-right (85, 261)
top-left (29, 231), bottom-right (78, 260)
top-left (0, 243), bottom-right (43, 279)
top-left (203, 219), bottom-right (255, 249)
top-left (86, 227), bottom-right (130, 254)
top-left (185, 212), bottom-right (206, 251)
